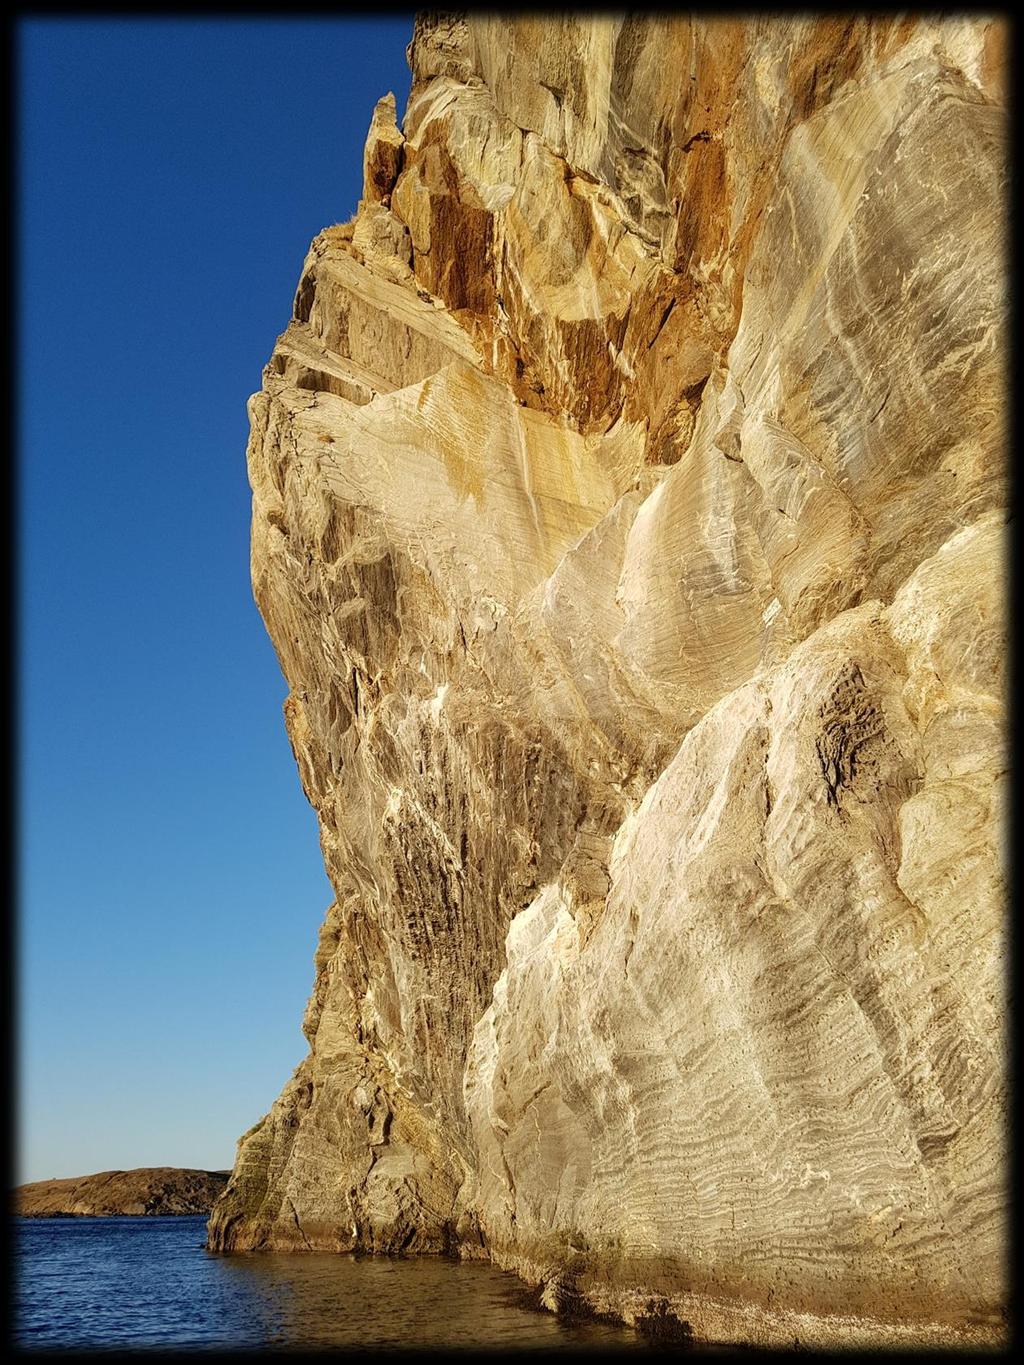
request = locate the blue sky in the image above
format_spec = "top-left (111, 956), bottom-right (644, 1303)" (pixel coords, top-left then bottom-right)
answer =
top-left (17, 17), bottom-right (414, 1183)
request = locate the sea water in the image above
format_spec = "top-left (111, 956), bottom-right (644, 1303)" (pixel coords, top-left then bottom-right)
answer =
top-left (14, 1215), bottom-right (648, 1351)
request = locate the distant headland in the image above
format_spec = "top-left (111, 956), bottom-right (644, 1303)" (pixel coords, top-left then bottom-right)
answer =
top-left (15, 1168), bottom-right (229, 1217)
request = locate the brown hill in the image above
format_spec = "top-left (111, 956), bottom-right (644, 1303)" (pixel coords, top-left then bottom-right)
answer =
top-left (15, 1167), bottom-right (228, 1217)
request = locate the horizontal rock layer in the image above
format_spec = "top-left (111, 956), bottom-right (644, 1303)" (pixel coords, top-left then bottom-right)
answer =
top-left (18, 1168), bottom-right (229, 1217)
top-left (207, 12), bottom-right (1007, 1349)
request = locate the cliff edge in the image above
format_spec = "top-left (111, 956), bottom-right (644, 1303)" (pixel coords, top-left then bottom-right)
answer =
top-left (208, 13), bottom-right (1007, 1349)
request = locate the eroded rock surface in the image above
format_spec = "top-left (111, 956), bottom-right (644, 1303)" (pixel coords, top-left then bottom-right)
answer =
top-left (208, 13), bottom-right (1007, 1349)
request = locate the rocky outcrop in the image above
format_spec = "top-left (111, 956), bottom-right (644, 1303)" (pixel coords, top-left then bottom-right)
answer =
top-left (208, 12), bottom-right (1007, 1349)
top-left (17, 1169), bottom-right (228, 1217)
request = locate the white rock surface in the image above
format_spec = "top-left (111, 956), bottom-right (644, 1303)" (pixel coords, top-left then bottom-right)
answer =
top-left (209, 13), bottom-right (1007, 1348)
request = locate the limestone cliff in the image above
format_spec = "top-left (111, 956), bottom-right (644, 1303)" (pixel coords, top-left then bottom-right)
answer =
top-left (208, 13), bottom-right (1007, 1349)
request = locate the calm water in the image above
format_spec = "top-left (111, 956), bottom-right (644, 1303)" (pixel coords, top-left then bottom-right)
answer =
top-left (14, 1216), bottom-right (648, 1351)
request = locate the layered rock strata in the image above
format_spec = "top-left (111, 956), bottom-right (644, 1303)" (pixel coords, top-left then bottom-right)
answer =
top-left (208, 13), bottom-right (1008, 1349)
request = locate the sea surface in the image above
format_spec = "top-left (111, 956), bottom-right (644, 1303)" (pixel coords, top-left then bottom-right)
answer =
top-left (14, 1215), bottom-right (648, 1351)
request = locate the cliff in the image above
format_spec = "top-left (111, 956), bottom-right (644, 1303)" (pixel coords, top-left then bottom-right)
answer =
top-left (207, 13), bottom-right (1007, 1349)
top-left (17, 1169), bottom-right (228, 1217)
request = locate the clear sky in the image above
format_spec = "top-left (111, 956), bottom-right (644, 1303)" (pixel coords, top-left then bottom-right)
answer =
top-left (17, 17), bottom-right (414, 1184)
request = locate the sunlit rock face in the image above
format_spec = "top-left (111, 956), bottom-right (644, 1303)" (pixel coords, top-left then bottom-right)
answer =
top-left (207, 12), bottom-right (1007, 1349)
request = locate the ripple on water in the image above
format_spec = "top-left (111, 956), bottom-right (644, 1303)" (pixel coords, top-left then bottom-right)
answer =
top-left (14, 1216), bottom-right (648, 1350)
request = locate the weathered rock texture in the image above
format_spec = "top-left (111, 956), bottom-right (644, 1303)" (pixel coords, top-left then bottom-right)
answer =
top-left (17, 1168), bottom-right (228, 1217)
top-left (208, 12), bottom-right (1008, 1349)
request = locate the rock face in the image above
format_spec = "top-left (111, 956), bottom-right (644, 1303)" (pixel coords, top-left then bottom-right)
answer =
top-left (17, 1169), bottom-right (229, 1217)
top-left (208, 12), bottom-right (1007, 1349)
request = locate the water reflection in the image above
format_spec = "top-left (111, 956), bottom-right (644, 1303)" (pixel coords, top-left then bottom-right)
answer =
top-left (16, 1217), bottom-right (646, 1351)
top-left (215, 1250), bottom-right (645, 1350)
